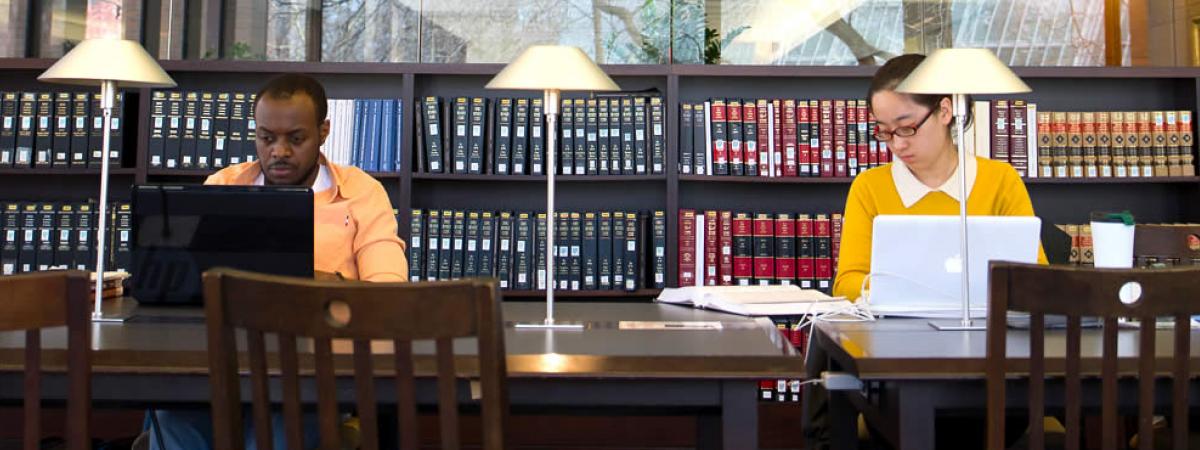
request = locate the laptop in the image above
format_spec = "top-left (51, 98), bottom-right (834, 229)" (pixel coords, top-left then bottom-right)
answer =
top-left (131, 184), bottom-right (314, 306)
top-left (866, 215), bottom-right (1041, 318)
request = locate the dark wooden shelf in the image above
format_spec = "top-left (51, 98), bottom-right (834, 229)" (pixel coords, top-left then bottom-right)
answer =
top-left (502, 289), bottom-right (662, 299)
top-left (1024, 176), bottom-right (1200, 184)
top-left (147, 169), bottom-right (402, 179)
top-left (0, 167), bottom-right (137, 175)
top-left (413, 173), bottom-right (666, 182)
top-left (678, 174), bottom-right (853, 184)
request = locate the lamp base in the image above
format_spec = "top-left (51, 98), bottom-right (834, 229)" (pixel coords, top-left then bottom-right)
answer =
top-left (513, 320), bottom-right (585, 330)
top-left (928, 319), bottom-right (986, 331)
top-left (92, 311), bottom-right (130, 323)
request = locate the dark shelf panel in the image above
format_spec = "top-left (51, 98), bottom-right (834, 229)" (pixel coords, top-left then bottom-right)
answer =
top-left (147, 169), bottom-right (402, 179)
top-left (679, 175), bottom-right (853, 184)
top-left (413, 173), bottom-right (666, 182)
top-left (502, 289), bottom-right (662, 299)
top-left (0, 168), bottom-right (137, 176)
top-left (1025, 176), bottom-right (1200, 184)
top-left (153, 61), bottom-right (668, 77)
top-left (669, 64), bottom-right (1200, 79)
top-left (0, 58), bottom-right (56, 70)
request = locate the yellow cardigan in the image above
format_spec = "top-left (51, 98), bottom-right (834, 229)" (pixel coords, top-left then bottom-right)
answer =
top-left (833, 157), bottom-right (1048, 301)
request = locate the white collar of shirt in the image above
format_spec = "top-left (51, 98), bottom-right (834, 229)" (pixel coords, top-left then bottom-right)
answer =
top-left (890, 154), bottom-right (977, 208)
top-left (253, 163), bottom-right (333, 193)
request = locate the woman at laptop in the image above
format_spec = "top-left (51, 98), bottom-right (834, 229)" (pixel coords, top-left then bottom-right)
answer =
top-left (832, 54), bottom-right (1047, 302)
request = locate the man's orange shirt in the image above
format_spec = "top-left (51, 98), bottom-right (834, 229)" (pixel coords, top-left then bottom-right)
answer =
top-left (205, 157), bottom-right (409, 282)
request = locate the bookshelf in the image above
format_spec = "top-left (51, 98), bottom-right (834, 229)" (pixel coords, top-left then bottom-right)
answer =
top-left (2, 58), bottom-right (1198, 299)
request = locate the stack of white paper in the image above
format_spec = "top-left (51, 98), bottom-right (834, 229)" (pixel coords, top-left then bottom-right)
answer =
top-left (656, 285), bottom-right (852, 316)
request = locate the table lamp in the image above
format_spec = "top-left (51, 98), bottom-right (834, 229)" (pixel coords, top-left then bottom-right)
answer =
top-left (39, 38), bottom-right (177, 322)
top-left (486, 46), bottom-right (620, 329)
top-left (894, 48), bottom-right (1030, 331)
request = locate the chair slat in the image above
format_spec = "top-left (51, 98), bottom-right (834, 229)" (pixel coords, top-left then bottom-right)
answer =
top-left (985, 262), bottom-right (1010, 450)
top-left (395, 339), bottom-right (419, 450)
top-left (64, 279), bottom-right (90, 450)
top-left (1174, 314), bottom-right (1189, 450)
top-left (1065, 315), bottom-right (1081, 450)
top-left (277, 333), bottom-right (304, 450)
top-left (1138, 317), bottom-right (1156, 450)
top-left (437, 338), bottom-right (461, 450)
top-left (353, 340), bottom-right (379, 450)
top-left (247, 330), bottom-right (274, 450)
top-left (314, 337), bottom-right (340, 450)
top-left (24, 330), bottom-right (39, 450)
top-left (1029, 313), bottom-right (1045, 450)
top-left (1102, 317), bottom-right (1118, 450)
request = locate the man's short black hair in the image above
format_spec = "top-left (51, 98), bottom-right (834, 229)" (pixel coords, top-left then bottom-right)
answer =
top-left (255, 73), bottom-right (328, 124)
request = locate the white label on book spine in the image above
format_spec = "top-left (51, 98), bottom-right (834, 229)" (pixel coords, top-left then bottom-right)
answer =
top-left (627, 241), bottom-right (636, 251)
top-left (517, 241), bottom-right (525, 252)
top-left (483, 240), bottom-right (491, 251)
top-left (454, 239), bottom-right (463, 250)
top-left (467, 240), bottom-right (476, 251)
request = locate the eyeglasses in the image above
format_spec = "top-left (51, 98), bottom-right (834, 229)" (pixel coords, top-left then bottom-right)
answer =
top-left (873, 108), bottom-right (935, 142)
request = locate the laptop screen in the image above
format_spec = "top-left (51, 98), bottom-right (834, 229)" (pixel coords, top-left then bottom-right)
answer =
top-left (867, 215), bottom-right (1041, 318)
top-left (131, 184), bottom-right (314, 306)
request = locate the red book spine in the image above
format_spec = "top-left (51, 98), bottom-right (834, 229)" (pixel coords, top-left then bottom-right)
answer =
top-left (756, 99), bottom-right (771, 176)
top-left (732, 213), bottom-right (754, 285)
top-left (782, 99), bottom-right (798, 177)
top-left (704, 210), bottom-right (719, 286)
top-left (774, 213), bottom-right (796, 285)
top-left (796, 100), bottom-right (811, 177)
top-left (834, 100), bottom-right (849, 178)
top-left (867, 109), bottom-right (879, 168)
top-left (719, 210), bottom-right (734, 286)
top-left (753, 213), bottom-right (775, 284)
top-left (832, 213), bottom-right (843, 278)
top-left (728, 100), bottom-right (744, 174)
top-left (743, 101), bottom-right (758, 175)
top-left (856, 100), bottom-right (871, 171)
top-left (711, 101), bottom-right (728, 175)
top-left (808, 101), bottom-right (821, 176)
top-left (795, 214), bottom-right (814, 290)
top-left (845, 100), bottom-right (858, 176)
top-left (814, 214), bottom-right (833, 293)
top-left (819, 100), bottom-right (835, 177)
top-left (772, 99), bottom-right (783, 177)
top-left (678, 209), bottom-right (696, 287)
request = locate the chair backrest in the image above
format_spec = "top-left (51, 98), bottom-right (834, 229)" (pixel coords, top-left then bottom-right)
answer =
top-left (204, 267), bottom-right (508, 450)
top-left (986, 262), bottom-right (1200, 450)
top-left (0, 271), bottom-right (91, 450)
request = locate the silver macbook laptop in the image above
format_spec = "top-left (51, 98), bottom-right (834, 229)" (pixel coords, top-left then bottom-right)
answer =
top-left (867, 215), bottom-right (1041, 318)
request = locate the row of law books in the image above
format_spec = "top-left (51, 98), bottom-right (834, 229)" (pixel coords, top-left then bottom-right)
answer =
top-left (1, 201), bottom-right (131, 275)
top-left (678, 210), bottom-right (844, 294)
top-left (679, 99), bottom-right (889, 178)
top-left (148, 91), bottom-right (258, 170)
top-left (0, 91), bottom-right (127, 168)
top-left (967, 100), bottom-right (1196, 178)
top-left (407, 209), bottom-right (667, 292)
top-left (1057, 223), bottom-right (1200, 267)
top-left (762, 316), bottom-right (809, 402)
top-left (415, 95), bottom-right (667, 176)
top-left (321, 99), bottom-right (402, 172)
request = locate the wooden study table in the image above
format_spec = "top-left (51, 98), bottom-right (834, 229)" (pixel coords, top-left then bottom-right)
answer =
top-left (811, 319), bottom-right (1200, 449)
top-left (0, 298), bottom-right (803, 450)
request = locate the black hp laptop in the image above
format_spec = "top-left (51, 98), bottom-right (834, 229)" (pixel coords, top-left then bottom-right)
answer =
top-left (131, 184), bottom-right (314, 306)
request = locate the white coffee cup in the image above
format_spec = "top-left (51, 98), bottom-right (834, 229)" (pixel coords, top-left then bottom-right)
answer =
top-left (1091, 221), bottom-right (1135, 268)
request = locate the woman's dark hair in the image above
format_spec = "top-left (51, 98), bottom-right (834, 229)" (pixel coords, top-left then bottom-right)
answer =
top-left (867, 53), bottom-right (972, 130)
top-left (255, 73), bottom-right (328, 125)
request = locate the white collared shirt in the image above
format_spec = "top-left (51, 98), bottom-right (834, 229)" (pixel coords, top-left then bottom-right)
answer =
top-left (253, 163), bottom-right (333, 192)
top-left (890, 154), bottom-right (978, 208)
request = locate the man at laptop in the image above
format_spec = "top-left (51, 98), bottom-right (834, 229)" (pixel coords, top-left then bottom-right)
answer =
top-left (205, 73), bottom-right (408, 282)
top-left (146, 74), bottom-right (407, 449)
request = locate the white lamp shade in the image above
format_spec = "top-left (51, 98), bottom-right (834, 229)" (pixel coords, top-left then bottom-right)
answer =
top-left (486, 45), bottom-right (619, 92)
top-left (39, 38), bottom-right (176, 88)
top-left (895, 48), bottom-right (1030, 95)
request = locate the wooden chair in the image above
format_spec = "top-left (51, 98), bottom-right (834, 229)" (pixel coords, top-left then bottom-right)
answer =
top-left (0, 270), bottom-right (91, 450)
top-left (986, 262), bottom-right (1200, 450)
top-left (204, 267), bottom-right (508, 450)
